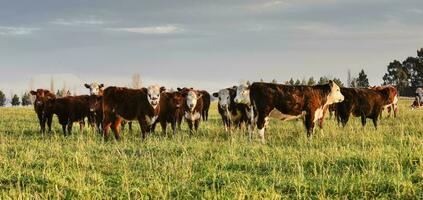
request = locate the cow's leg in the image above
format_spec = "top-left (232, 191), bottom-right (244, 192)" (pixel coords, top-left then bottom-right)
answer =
top-left (37, 113), bottom-right (45, 133)
top-left (79, 120), bottom-right (85, 133)
top-left (393, 104), bottom-right (398, 118)
top-left (372, 117), bottom-right (378, 129)
top-left (187, 120), bottom-right (194, 134)
top-left (102, 113), bottom-right (113, 139)
top-left (67, 123), bottom-right (73, 135)
top-left (387, 106), bottom-right (392, 118)
top-left (304, 110), bottom-right (315, 137)
top-left (138, 118), bottom-right (148, 140)
top-left (62, 124), bottom-right (67, 136)
top-left (112, 117), bottom-right (122, 140)
top-left (256, 107), bottom-right (272, 144)
top-left (361, 114), bottom-right (367, 127)
top-left (194, 119), bottom-right (200, 132)
top-left (171, 119), bottom-right (177, 137)
top-left (160, 121), bottom-right (167, 136)
top-left (47, 114), bottom-right (53, 133)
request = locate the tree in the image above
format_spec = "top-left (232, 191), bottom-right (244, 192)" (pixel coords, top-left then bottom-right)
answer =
top-left (333, 78), bottom-right (344, 87)
top-left (288, 78), bottom-right (295, 85)
top-left (294, 79), bottom-right (301, 85)
top-left (11, 94), bottom-right (20, 106)
top-left (307, 77), bottom-right (316, 86)
top-left (21, 92), bottom-right (32, 106)
top-left (0, 90), bottom-right (5, 107)
top-left (383, 60), bottom-right (410, 92)
top-left (356, 69), bottom-right (370, 88)
top-left (318, 76), bottom-right (330, 85)
top-left (347, 69), bottom-right (352, 87)
top-left (403, 56), bottom-right (423, 87)
top-left (350, 78), bottom-right (357, 88)
top-left (132, 73), bottom-right (142, 89)
top-left (271, 79), bottom-right (277, 84)
top-left (301, 78), bottom-right (307, 85)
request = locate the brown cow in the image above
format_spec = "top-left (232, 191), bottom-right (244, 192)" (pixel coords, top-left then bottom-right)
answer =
top-left (30, 89), bottom-right (56, 133)
top-left (200, 90), bottom-right (211, 121)
top-left (335, 87), bottom-right (390, 128)
top-left (102, 85), bottom-right (165, 140)
top-left (370, 85), bottom-right (398, 117)
top-left (179, 88), bottom-right (204, 133)
top-left (151, 91), bottom-right (185, 136)
top-left (213, 87), bottom-right (249, 132)
top-left (234, 81), bottom-right (344, 143)
top-left (44, 95), bottom-right (92, 135)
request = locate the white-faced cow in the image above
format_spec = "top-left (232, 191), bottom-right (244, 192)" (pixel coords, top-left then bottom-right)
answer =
top-left (102, 85), bottom-right (165, 140)
top-left (213, 87), bottom-right (249, 132)
top-left (84, 83), bottom-right (104, 96)
top-left (235, 81), bottom-right (344, 143)
top-left (179, 88), bottom-right (204, 133)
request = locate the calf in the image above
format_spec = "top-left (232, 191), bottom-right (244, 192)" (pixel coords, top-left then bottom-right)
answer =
top-left (151, 91), bottom-right (185, 136)
top-left (213, 87), bottom-right (249, 132)
top-left (179, 88), bottom-right (204, 133)
top-left (235, 81), bottom-right (344, 143)
top-left (30, 89), bottom-right (56, 133)
top-left (44, 95), bottom-right (92, 135)
top-left (370, 85), bottom-right (398, 117)
top-left (102, 85), bottom-right (165, 140)
top-left (413, 88), bottom-right (423, 109)
top-left (335, 88), bottom-right (390, 128)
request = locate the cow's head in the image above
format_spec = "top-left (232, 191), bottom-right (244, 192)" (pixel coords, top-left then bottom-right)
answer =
top-left (84, 83), bottom-right (104, 96)
top-left (168, 92), bottom-right (185, 110)
top-left (234, 82), bottom-right (251, 105)
top-left (213, 88), bottom-right (232, 110)
top-left (30, 89), bottom-right (55, 108)
top-left (326, 80), bottom-right (344, 105)
top-left (184, 90), bottom-right (202, 112)
top-left (147, 85), bottom-right (165, 109)
top-left (88, 95), bottom-right (102, 112)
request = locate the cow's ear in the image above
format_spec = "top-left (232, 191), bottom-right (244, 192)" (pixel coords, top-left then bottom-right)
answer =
top-left (30, 90), bottom-right (37, 95)
top-left (212, 92), bottom-right (218, 98)
top-left (197, 93), bottom-right (203, 100)
top-left (160, 86), bottom-right (166, 93)
top-left (232, 86), bottom-right (237, 90)
top-left (84, 84), bottom-right (90, 89)
top-left (328, 80), bottom-right (334, 86)
top-left (246, 81), bottom-right (251, 86)
top-left (177, 87), bottom-right (182, 91)
top-left (99, 84), bottom-right (104, 88)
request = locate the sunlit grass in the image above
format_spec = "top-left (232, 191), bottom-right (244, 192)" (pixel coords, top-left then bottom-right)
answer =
top-left (0, 100), bottom-right (422, 199)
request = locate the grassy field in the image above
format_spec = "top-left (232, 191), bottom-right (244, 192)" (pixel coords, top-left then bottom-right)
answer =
top-left (0, 100), bottom-right (422, 199)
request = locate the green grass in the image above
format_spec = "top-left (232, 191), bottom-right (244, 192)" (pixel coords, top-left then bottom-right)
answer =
top-left (0, 100), bottom-right (422, 199)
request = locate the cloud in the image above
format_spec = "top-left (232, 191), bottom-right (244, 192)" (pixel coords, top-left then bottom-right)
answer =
top-left (0, 26), bottom-right (38, 36)
top-left (108, 25), bottom-right (183, 34)
top-left (51, 18), bottom-right (106, 26)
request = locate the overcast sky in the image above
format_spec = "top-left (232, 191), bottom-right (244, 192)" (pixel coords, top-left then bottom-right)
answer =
top-left (1, 0), bottom-right (422, 95)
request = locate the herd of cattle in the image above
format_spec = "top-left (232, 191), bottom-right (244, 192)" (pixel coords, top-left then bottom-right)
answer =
top-left (29, 81), bottom-right (417, 143)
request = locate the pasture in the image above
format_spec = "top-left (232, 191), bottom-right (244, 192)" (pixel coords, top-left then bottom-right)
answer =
top-left (0, 100), bottom-right (422, 199)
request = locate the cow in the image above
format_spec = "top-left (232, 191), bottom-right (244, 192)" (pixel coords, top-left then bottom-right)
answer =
top-left (413, 88), bottom-right (423, 109)
top-left (84, 83), bottom-right (104, 96)
top-left (234, 81), bottom-right (344, 143)
top-left (84, 83), bottom-right (105, 132)
top-left (179, 88), bottom-right (204, 133)
top-left (151, 91), bottom-right (185, 136)
top-left (212, 87), bottom-right (249, 132)
top-left (370, 85), bottom-right (398, 117)
top-left (30, 89), bottom-right (56, 133)
top-left (102, 85), bottom-right (165, 140)
top-left (44, 95), bottom-right (92, 135)
top-left (200, 90), bottom-right (211, 121)
top-left (334, 87), bottom-right (390, 128)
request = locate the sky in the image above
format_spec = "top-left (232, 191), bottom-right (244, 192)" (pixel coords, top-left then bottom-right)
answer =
top-left (1, 0), bottom-right (422, 96)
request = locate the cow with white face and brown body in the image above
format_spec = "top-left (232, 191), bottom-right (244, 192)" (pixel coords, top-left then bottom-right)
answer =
top-left (30, 89), bottom-right (56, 133)
top-left (102, 85), bottom-right (165, 140)
top-left (234, 81), bottom-right (344, 143)
top-left (179, 88), bottom-right (204, 133)
top-left (84, 83), bottom-right (105, 133)
top-left (151, 91), bottom-right (185, 136)
top-left (213, 87), bottom-right (249, 132)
